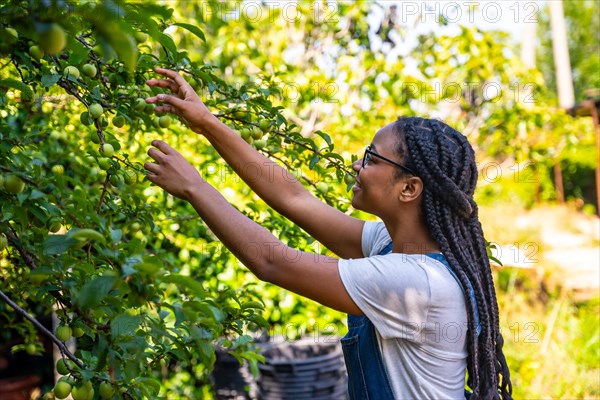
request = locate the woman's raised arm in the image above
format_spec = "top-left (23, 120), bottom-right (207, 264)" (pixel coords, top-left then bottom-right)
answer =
top-left (144, 139), bottom-right (363, 315)
top-left (146, 68), bottom-right (365, 259)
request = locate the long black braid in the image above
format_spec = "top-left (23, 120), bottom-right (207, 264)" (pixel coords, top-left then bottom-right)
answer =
top-left (392, 117), bottom-right (512, 400)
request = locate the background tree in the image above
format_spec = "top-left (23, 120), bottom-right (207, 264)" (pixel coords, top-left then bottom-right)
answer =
top-left (1, 1), bottom-right (598, 399)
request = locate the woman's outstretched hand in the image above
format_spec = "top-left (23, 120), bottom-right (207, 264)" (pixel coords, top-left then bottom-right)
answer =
top-left (145, 140), bottom-right (205, 200)
top-left (146, 68), bottom-right (216, 134)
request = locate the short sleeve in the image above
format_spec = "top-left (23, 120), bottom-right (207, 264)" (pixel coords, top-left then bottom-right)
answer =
top-left (361, 221), bottom-right (392, 257)
top-left (338, 254), bottom-right (430, 340)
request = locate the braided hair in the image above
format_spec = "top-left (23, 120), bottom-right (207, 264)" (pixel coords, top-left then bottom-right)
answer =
top-left (392, 117), bottom-right (512, 400)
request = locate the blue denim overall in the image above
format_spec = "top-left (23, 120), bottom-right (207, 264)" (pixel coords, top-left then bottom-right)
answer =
top-left (341, 242), bottom-right (481, 400)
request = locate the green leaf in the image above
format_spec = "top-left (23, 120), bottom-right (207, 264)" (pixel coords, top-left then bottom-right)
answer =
top-left (76, 276), bottom-right (117, 308)
top-left (111, 313), bottom-right (143, 337)
top-left (0, 79), bottom-right (33, 100)
top-left (43, 235), bottom-right (78, 255)
top-left (160, 274), bottom-right (205, 297)
top-left (172, 23), bottom-right (205, 42)
top-left (29, 190), bottom-right (45, 200)
top-left (309, 156), bottom-right (320, 169)
top-left (315, 130), bottom-right (332, 147)
top-left (234, 334), bottom-right (254, 347)
top-left (133, 377), bottom-right (161, 397)
top-left (41, 74), bottom-right (61, 87)
top-left (156, 33), bottom-right (177, 58)
top-left (241, 301), bottom-right (263, 310)
top-left (198, 302), bottom-right (226, 322)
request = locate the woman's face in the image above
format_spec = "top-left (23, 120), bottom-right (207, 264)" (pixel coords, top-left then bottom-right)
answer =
top-left (351, 123), bottom-right (408, 215)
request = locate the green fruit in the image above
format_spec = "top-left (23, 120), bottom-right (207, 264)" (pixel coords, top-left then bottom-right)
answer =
top-left (55, 326), bottom-right (72, 342)
top-left (130, 222), bottom-right (141, 232)
top-left (89, 133), bottom-right (100, 145)
top-left (251, 126), bottom-right (263, 140)
top-left (89, 103), bottom-right (103, 119)
top-left (316, 182), bottom-right (329, 194)
top-left (134, 32), bottom-right (148, 43)
top-left (0, 174), bottom-right (4, 188)
top-left (49, 219), bottom-right (62, 233)
top-left (4, 175), bottom-right (25, 194)
top-left (29, 45), bottom-right (44, 61)
top-left (56, 358), bottom-right (70, 375)
top-left (344, 173), bottom-right (355, 185)
top-left (112, 115), bottom-right (125, 128)
top-left (240, 128), bottom-right (251, 140)
top-left (5, 27), bottom-right (18, 41)
top-left (99, 382), bottom-right (115, 399)
top-left (233, 110), bottom-right (246, 119)
top-left (0, 234), bottom-right (7, 251)
top-left (52, 165), bottom-right (65, 175)
top-left (72, 326), bottom-right (84, 338)
top-left (80, 111), bottom-right (92, 126)
top-left (81, 63), bottom-right (96, 77)
top-left (144, 103), bottom-right (154, 114)
top-left (63, 66), bottom-right (80, 79)
top-left (97, 157), bottom-right (112, 171)
top-left (100, 143), bottom-right (114, 157)
top-left (158, 115), bottom-right (171, 128)
top-left (259, 118), bottom-right (271, 133)
top-left (123, 169), bottom-right (137, 185)
top-left (40, 24), bottom-right (66, 56)
top-left (71, 385), bottom-right (91, 400)
top-left (109, 173), bottom-right (123, 187)
top-left (134, 98), bottom-right (146, 111)
top-left (53, 381), bottom-right (72, 399)
top-left (253, 139), bottom-right (266, 149)
top-left (25, 343), bottom-right (37, 355)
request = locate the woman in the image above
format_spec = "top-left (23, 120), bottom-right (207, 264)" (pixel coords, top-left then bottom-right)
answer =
top-left (144, 68), bottom-right (512, 399)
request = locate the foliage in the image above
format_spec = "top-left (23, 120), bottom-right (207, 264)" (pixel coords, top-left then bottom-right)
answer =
top-left (0, 1), bottom-right (597, 399)
top-left (0, 1), bottom-right (353, 398)
top-left (537, 0), bottom-right (600, 103)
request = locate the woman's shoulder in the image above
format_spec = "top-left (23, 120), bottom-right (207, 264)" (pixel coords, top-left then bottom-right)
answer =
top-left (362, 221), bottom-right (391, 256)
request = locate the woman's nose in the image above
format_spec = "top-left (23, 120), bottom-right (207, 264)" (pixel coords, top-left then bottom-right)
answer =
top-left (352, 159), bottom-right (362, 173)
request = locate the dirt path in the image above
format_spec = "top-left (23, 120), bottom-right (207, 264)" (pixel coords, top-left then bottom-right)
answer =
top-left (485, 205), bottom-right (600, 301)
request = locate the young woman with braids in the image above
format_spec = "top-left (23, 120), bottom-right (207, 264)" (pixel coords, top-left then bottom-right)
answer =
top-left (143, 68), bottom-right (512, 399)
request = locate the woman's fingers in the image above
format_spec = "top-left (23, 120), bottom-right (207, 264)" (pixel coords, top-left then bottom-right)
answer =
top-left (144, 161), bottom-right (159, 173)
top-left (153, 105), bottom-right (177, 114)
top-left (146, 78), bottom-right (179, 94)
top-left (147, 147), bottom-right (165, 162)
top-left (151, 140), bottom-right (175, 155)
top-left (154, 68), bottom-right (190, 90)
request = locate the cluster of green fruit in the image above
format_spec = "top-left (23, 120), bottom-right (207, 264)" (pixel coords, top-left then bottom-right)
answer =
top-left (237, 118), bottom-right (272, 150)
top-left (51, 326), bottom-right (116, 399)
top-left (53, 373), bottom-right (115, 400)
top-left (1, 22), bottom-right (65, 57)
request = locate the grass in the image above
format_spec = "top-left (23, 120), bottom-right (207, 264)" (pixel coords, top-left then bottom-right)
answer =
top-left (483, 203), bottom-right (600, 399)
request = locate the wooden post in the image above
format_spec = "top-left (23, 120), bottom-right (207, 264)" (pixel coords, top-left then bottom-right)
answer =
top-left (588, 101), bottom-right (600, 215)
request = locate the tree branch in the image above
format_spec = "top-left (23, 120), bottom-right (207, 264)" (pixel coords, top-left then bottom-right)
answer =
top-left (0, 289), bottom-right (84, 369)
top-left (97, 173), bottom-right (111, 212)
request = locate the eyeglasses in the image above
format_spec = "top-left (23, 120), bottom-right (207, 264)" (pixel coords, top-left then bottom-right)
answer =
top-left (362, 145), bottom-right (416, 175)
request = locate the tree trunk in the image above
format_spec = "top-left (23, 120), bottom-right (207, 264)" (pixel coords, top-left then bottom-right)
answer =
top-left (549, 0), bottom-right (575, 109)
top-left (553, 161), bottom-right (565, 203)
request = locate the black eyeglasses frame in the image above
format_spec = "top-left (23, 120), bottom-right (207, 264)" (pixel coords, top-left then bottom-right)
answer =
top-left (362, 145), bottom-right (417, 175)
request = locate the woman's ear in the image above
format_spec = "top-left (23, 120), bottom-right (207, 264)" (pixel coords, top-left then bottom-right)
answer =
top-left (398, 176), bottom-right (424, 202)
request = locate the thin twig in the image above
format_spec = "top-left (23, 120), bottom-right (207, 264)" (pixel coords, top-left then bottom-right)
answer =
top-left (97, 173), bottom-right (111, 212)
top-left (0, 289), bottom-right (84, 369)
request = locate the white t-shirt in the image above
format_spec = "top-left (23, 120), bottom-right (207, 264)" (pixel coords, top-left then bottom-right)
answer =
top-left (338, 221), bottom-right (468, 399)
